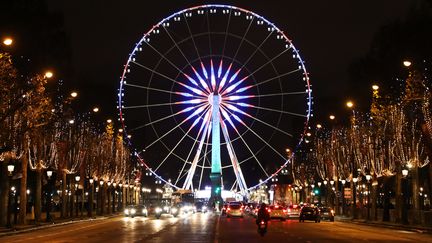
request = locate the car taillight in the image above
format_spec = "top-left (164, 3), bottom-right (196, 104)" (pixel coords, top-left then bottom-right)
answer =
top-left (283, 209), bottom-right (287, 213)
top-left (267, 209), bottom-right (271, 213)
top-left (260, 220), bottom-right (265, 225)
top-left (227, 208), bottom-right (231, 211)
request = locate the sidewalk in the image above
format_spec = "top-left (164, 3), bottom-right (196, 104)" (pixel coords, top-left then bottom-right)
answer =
top-left (0, 212), bottom-right (121, 237)
top-left (335, 215), bottom-right (432, 234)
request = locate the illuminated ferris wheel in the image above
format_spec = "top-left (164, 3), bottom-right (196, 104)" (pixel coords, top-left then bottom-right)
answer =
top-left (118, 4), bottom-right (312, 196)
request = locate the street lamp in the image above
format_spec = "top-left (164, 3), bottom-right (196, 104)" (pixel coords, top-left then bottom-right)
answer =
top-left (403, 60), bottom-right (412, 67)
top-left (44, 71), bottom-right (54, 79)
top-left (346, 101), bottom-right (354, 109)
top-left (46, 170), bottom-right (53, 179)
top-left (402, 169), bottom-right (409, 177)
top-left (70, 91), bottom-right (78, 98)
top-left (317, 182), bottom-right (322, 187)
top-left (329, 115), bottom-right (335, 120)
top-left (92, 107), bottom-right (99, 113)
top-left (3, 37), bottom-right (13, 46)
top-left (7, 165), bottom-right (15, 176)
top-left (372, 85), bottom-right (379, 91)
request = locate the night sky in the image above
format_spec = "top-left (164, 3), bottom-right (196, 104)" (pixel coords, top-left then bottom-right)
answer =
top-left (45, 0), bottom-right (413, 122)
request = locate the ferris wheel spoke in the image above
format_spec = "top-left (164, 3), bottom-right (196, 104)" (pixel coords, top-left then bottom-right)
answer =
top-left (182, 12), bottom-right (203, 64)
top-left (130, 103), bottom-right (206, 131)
top-left (162, 25), bottom-right (195, 72)
top-left (240, 30), bottom-right (274, 70)
top-left (220, 107), bottom-right (269, 178)
top-left (220, 119), bottom-right (248, 193)
top-left (124, 83), bottom-right (178, 95)
top-left (131, 61), bottom-right (181, 86)
top-left (244, 47), bottom-right (291, 79)
top-left (198, 123), bottom-right (212, 190)
top-left (206, 11), bottom-right (213, 56)
top-left (232, 15), bottom-right (255, 62)
top-left (228, 101), bottom-right (307, 119)
top-left (154, 108), bottom-right (210, 173)
top-left (253, 91), bottom-right (308, 98)
top-left (250, 68), bottom-right (302, 89)
top-left (144, 105), bottom-right (209, 149)
top-left (182, 118), bottom-right (211, 190)
top-left (141, 38), bottom-right (192, 80)
top-left (223, 103), bottom-right (294, 137)
top-left (221, 9), bottom-right (233, 60)
top-left (174, 114), bottom-right (209, 185)
top-left (222, 105), bottom-right (290, 162)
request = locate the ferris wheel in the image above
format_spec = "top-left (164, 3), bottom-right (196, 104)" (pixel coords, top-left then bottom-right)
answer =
top-left (118, 4), bottom-right (312, 195)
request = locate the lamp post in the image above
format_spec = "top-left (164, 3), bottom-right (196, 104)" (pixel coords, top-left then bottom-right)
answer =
top-left (99, 180), bottom-right (104, 215)
top-left (341, 179), bottom-right (346, 216)
top-left (401, 168), bottom-right (409, 224)
top-left (89, 178), bottom-right (94, 217)
top-left (352, 177), bottom-right (358, 219)
top-left (46, 170), bottom-right (53, 222)
top-left (6, 164), bottom-right (15, 228)
top-left (366, 174), bottom-right (372, 221)
top-left (74, 176), bottom-right (80, 217)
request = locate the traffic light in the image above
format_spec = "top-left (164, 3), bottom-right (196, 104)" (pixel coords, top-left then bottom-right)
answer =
top-left (215, 186), bottom-right (221, 193)
top-left (314, 189), bottom-right (320, 195)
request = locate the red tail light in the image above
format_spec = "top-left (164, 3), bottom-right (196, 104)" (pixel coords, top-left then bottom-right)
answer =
top-left (288, 209), bottom-right (291, 212)
top-left (267, 209), bottom-right (271, 213)
top-left (283, 209), bottom-right (287, 213)
top-left (260, 220), bottom-right (265, 225)
top-left (227, 207), bottom-right (231, 211)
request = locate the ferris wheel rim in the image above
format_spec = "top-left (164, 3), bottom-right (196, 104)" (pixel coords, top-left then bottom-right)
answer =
top-left (118, 4), bottom-right (313, 192)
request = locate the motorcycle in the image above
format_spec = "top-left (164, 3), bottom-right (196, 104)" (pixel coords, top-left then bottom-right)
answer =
top-left (257, 219), bottom-right (268, 236)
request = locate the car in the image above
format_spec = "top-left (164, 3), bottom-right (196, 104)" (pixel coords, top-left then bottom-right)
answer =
top-left (287, 204), bottom-right (301, 218)
top-left (299, 206), bottom-right (320, 223)
top-left (268, 205), bottom-right (288, 221)
top-left (319, 207), bottom-right (335, 221)
top-left (124, 205), bottom-right (148, 218)
top-left (226, 202), bottom-right (244, 218)
top-left (195, 202), bottom-right (208, 213)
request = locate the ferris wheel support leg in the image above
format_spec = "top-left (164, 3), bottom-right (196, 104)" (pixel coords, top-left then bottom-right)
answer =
top-left (209, 172), bottom-right (223, 211)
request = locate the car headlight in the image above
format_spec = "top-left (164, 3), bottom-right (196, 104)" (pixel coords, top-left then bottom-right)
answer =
top-left (143, 209), bottom-right (148, 214)
top-left (124, 209), bottom-right (129, 214)
top-left (202, 206), bottom-right (207, 210)
top-left (131, 209), bottom-right (136, 214)
top-left (171, 208), bottom-right (178, 213)
top-left (164, 206), bottom-right (169, 211)
top-left (155, 207), bottom-right (162, 213)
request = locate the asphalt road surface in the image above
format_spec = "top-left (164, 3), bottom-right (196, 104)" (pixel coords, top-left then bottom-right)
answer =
top-left (2, 213), bottom-right (432, 242)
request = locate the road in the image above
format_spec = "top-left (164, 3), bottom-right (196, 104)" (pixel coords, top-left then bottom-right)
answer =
top-left (2, 213), bottom-right (432, 242)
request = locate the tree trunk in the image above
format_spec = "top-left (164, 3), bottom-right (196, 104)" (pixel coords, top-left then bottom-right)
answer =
top-left (335, 179), bottom-right (340, 215)
top-left (411, 166), bottom-right (420, 224)
top-left (107, 187), bottom-right (111, 214)
top-left (89, 183), bottom-right (94, 217)
top-left (351, 180), bottom-right (356, 219)
top-left (0, 161), bottom-right (10, 226)
top-left (61, 171), bottom-right (67, 218)
top-left (100, 184), bottom-right (105, 215)
top-left (35, 169), bottom-right (42, 222)
top-left (371, 181), bottom-right (378, 221)
top-left (383, 177), bottom-right (391, 222)
top-left (395, 172), bottom-right (403, 223)
top-left (122, 186), bottom-right (126, 209)
top-left (18, 153), bottom-right (28, 225)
